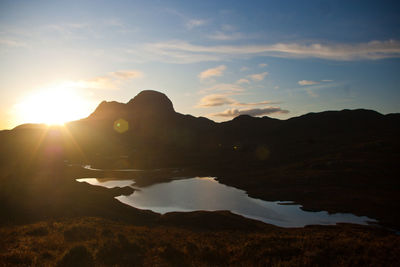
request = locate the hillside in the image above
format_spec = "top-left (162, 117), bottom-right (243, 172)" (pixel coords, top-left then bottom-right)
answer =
top-left (0, 90), bottom-right (399, 228)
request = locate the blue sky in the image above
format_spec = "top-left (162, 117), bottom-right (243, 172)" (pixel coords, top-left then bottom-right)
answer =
top-left (1, 0), bottom-right (400, 129)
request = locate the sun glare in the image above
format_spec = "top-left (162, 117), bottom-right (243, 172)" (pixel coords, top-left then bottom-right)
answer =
top-left (15, 82), bottom-right (93, 126)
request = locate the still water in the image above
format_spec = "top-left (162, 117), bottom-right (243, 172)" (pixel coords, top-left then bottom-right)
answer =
top-left (77, 177), bottom-right (376, 227)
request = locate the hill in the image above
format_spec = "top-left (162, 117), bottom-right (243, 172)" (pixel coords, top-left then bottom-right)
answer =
top-left (0, 90), bottom-right (399, 228)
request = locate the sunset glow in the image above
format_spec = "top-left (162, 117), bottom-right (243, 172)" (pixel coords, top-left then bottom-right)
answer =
top-left (14, 82), bottom-right (93, 125)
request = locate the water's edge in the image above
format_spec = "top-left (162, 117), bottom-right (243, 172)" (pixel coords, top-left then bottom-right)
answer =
top-left (77, 177), bottom-right (377, 228)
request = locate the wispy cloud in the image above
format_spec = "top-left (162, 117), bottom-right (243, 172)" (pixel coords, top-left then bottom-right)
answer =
top-left (248, 72), bottom-right (269, 81)
top-left (211, 107), bottom-right (289, 117)
top-left (207, 31), bottom-right (244, 41)
top-left (198, 65), bottom-right (226, 80)
top-left (164, 8), bottom-right (208, 30)
top-left (46, 23), bottom-right (90, 34)
top-left (234, 100), bottom-right (279, 106)
top-left (111, 70), bottom-right (143, 79)
top-left (298, 79), bottom-right (333, 85)
top-left (103, 18), bottom-right (125, 28)
top-left (298, 80), bottom-right (320, 86)
top-left (199, 83), bottom-right (244, 94)
top-left (236, 78), bottom-right (250, 84)
top-left (142, 39), bottom-right (400, 63)
top-left (82, 76), bottom-right (117, 90)
top-left (0, 38), bottom-right (26, 48)
top-left (258, 63), bottom-right (268, 67)
top-left (197, 94), bottom-right (235, 107)
top-left (186, 19), bottom-right (207, 29)
top-left (197, 94), bottom-right (277, 108)
top-left (80, 69), bottom-right (143, 90)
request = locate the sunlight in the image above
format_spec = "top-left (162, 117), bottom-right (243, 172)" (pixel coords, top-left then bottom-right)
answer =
top-left (15, 82), bottom-right (93, 125)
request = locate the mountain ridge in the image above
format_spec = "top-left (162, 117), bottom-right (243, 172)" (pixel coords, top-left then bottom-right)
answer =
top-left (1, 90), bottom-right (400, 228)
top-left (84, 90), bottom-right (396, 125)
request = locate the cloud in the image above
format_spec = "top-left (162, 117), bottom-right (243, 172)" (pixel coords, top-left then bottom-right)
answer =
top-left (248, 72), bottom-right (269, 81)
top-left (141, 39), bottom-right (400, 63)
top-left (45, 23), bottom-right (90, 38)
top-left (211, 107), bottom-right (289, 117)
top-left (103, 18), bottom-right (125, 28)
top-left (221, 24), bottom-right (236, 31)
top-left (234, 100), bottom-right (278, 106)
top-left (80, 69), bottom-right (143, 90)
top-left (82, 76), bottom-right (117, 90)
top-left (298, 80), bottom-right (320, 86)
top-left (111, 70), bottom-right (143, 79)
top-left (197, 94), bottom-right (235, 107)
top-left (298, 79), bottom-right (333, 85)
top-left (236, 78), bottom-right (250, 84)
top-left (200, 83), bottom-right (244, 94)
top-left (208, 31), bottom-right (244, 41)
top-left (186, 19), bottom-right (207, 29)
top-left (0, 38), bottom-right (26, 48)
top-left (198, 65), bottom-right (227, 80)
top-left (197, 94), bottom-right (277, 108)
top-left (240, 66), bottom-right (249, 71)
top-left (258, 63), bottom-right (268, 67)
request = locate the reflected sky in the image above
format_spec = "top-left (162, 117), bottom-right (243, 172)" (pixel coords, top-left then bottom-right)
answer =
top-left (77, 178), bottom-right (134, 188)
top-left (78, 177), bottom-right (376, 227)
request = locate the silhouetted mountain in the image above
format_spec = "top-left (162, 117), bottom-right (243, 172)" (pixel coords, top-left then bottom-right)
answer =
top-left (12, 123), bottom-right (48, 130)
top-left (2, 90), bottom-right (399, 170)
top-left (1, 90), bottom-right (400, 228)
top-left (89, 90), bottom-right (176, 120)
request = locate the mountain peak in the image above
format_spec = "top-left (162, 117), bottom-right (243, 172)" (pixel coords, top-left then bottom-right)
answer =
top-left (88, 90), bottom-right (175, 120)
top-left (127, 90), bottom-right (175, 114)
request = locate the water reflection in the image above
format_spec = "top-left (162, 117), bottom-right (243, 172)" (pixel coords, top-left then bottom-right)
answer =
top-left (77, 177), bottom-right (376, 227)
top-left (77, 178), bottom-right (134, 188)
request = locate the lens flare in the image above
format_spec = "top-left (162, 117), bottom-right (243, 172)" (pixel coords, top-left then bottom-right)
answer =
top-left (113, 118), bottom-right (129, 133)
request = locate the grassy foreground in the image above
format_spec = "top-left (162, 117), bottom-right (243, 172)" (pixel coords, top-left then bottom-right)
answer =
top-left (1, 217), bottom-right (399, 267)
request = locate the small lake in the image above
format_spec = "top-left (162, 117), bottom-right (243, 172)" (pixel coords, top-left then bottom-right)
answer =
top-left (77, 176), bottom-right (376, 227)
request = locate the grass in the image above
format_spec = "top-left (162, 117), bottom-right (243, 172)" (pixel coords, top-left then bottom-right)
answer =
top-left (0, 217), bottom-right (399, 266)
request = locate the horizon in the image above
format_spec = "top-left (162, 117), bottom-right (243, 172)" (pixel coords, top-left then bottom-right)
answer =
top-left (6, 89), bottom-right (397, 131)
top-left (1, 0), bottom-right (400, 129)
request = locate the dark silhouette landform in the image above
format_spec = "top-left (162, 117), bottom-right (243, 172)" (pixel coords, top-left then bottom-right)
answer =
top-left (1, 90), bottom-right (399, 265)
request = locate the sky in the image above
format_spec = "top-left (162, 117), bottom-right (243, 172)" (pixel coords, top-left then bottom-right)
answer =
top-left (1, 0), bottom-right (400, 129)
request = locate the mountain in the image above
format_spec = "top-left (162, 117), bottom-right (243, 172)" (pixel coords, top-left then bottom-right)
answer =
top-left (1, 90), bottom-right (400, 227)
top-left (88, 90), bottom-right (175, 120)
top-left (2, 89), bottom-right (399, 170)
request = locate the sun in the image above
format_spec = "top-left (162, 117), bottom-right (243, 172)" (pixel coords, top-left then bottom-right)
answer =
top-left (15, 82), bottom-right (93, 126)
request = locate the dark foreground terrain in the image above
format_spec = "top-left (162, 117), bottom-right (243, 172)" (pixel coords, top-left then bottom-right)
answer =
top-left (1, 90), bottom-right (399, 265)
top-left (1, 217), bottom-right (399, 267)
